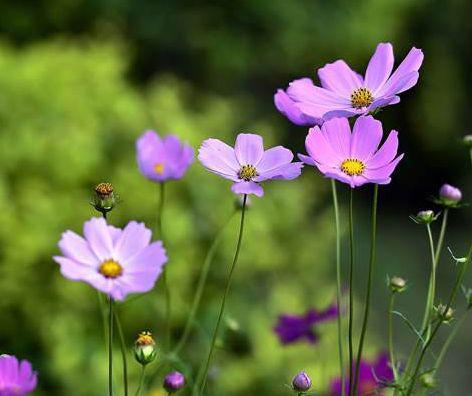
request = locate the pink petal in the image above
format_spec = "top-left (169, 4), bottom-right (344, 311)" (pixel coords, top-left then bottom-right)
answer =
top-left (54, 256), bottom-right (100, 282)
top-left (113, 221), bottom-right (152, 264)
top-left (231, 181), bottom-right (264, 197)
top-left (363, 154), bottom-right (404, 182)
top-left (304, 126), bottom-right (343, 167)
top-left (198, 138), bottom-right (240, 181)
top-left (126, 240), bottom-right (167, 274)
top-left (321, 117), bottom-right (351, 159)
top-left (288, 78), bottom-right (351, 107)
top-left (83, 217), bottom-right (114, 261)
top-left (58, 230), bottom-right (98, 266)
top-left (364, 43), bottom-right (394, 94)
top-left (381, 71), bottom-right (420, 96)
top-left (256, 162), bottom-right (303, 181)
top-left (369, 95), bottom-right (400, 111)
top-left (318, 60), bottom-right (363, 97)
top-left (274, 89), bottom-right (320, 126)
top-left (298, 153), bottom-right (316, 166)
top-left (366, 130), bottom-right (399, 169)
top-left (256, 146), bottom-right (293, 174)
top-left (234, 133), bottom-right (264, 165)
top-left (350, 115), bottom-right (383, 161)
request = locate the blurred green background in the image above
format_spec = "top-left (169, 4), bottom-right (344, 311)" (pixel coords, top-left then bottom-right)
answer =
top-left (0, 1), bottom-right (470, 395)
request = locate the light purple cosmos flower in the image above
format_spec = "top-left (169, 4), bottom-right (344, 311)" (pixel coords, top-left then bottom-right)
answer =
top-left (54, 217), bottom-right (167, 301)
top-left (275, 43), bottom-right (423, 124)
top-left (136, 130), bottom-right (194, 182)
top-left (0, 355), bottom-right (37, 396)
top-left (330, 353), bottom-right (393, 396)
top-left (299, 116), bottom-right (404, 188)
top-left (198, 133), bottom-right (303, 197)
top-left (274, 302), bottom-right (338, 345)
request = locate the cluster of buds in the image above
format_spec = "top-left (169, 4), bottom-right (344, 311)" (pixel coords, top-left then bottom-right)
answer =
top-left (388, 276), bottom-right (407, 293)
top-left (92, 182), bottom-right (116, 215)
top-left (435, 304), bottom-right (454, 323)
top-left (163, 371), bottom-right (186, 394)
top-left (291, 371), bottom-right (312, 394)
top-left (133, 331), bottom-right (157, 366)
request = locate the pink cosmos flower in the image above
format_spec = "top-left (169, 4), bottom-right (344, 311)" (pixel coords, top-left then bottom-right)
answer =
top-left (275, 43), bottom-right (423, 124)
top-left (198, 133), bottom-right (303, 197)
top-left (299, 116), bottom-right (403, 188)
top-left (54, 217), bottom-right (167, 301)
top-left (136, 130), bottom-right (194, 182)
top-left (0, 354), bottom-right (37, 396)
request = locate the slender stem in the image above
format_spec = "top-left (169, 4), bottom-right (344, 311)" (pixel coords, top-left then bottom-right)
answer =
top-left (114, 310), bottom-right (129, 396)
top-left (173, 210), bottom-right (237, 355)
top-left (347, 189), bottom-right (354, 396)
top-left (405, 245), bottom-right (471, 395)
top-left (108, 297), bottom-right (114, 396)
top-left (197, 195), bottom-right (248, 394)
top-left (134, 365), bottom-right (146, 396)
top-left (469, 149), bottom-right (472, 168)
top-left (420, 224), bottom-right (437, 337)
top-left (331, 180), bottom-right (345, 396)
top-left (388, 293), bottom-right (398, 381)
top-left (352, 185), bottom-right (378, 396)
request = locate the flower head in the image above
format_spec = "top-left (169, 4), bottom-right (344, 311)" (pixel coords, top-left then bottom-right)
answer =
top-left (292, 371), bottom-right (312, 393)
top-left (198, 133), bottom-right (303, 197)
top-left (0, 355), bottom-right (37, 396)
top-left (411, 210), bottom-right (437, 224)
top-left (92, 182), bottom-right (116, 214)
top-left (163, 371), bottom-right (185, 394)
top-left (134, 331), bottom-right (158, 365)
top-left (438, 184), bottom-right (462, 207)
top-left (299, 116), bottom-right (403, 188)
top-left (54, 217), bottom-right (167, 301)
top-left (136, 131), bottom-right (194, 182)
top-left (276, 43), bottom-right (423, 124)
top-left (330, 353), bottom-right (393, 395)
top-left (274, 302), bottom-right (338, 345)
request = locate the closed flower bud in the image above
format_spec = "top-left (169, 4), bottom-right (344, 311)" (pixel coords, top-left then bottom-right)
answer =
top-left (163, 371), bottom-right (185, 394)
top-left (412, 210), bottom-right (436, 224)
top-left (463, 134), bottom-right (472, 148)
top-left (133, 331), bottom-right (157, 366)
top-left (292, 371), bottom-right (312, 393)
top-left (389, 276), bottom-right (407, 293)
top-left (436, 304), bottom-right (454, 323)
top-left (438, 184), bottom-right (462, 207)
top-left (420, 373), bottom-right (436, 388)
top-left (92, 182), bottom-right (116, 214)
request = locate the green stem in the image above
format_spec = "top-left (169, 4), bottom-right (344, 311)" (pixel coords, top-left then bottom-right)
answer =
top-left (108, 297), bottom-right (114, 396)
top-left (405, 245), bottom-right (471, 395)
top-left (114, 310), bottom-right (129, 396)
top-left (388, 293), bottom-right (398, 381)
top-left (348, 189), bottom-right (354, 396)
top-left (173, 210), bottom-right (237, 355)
top-left (420, 223), bottom-right (437, 338)
top-left (331, 180), bottom-right (345, 396)
top-left (352, 185), bottom-right (378, 396)
top-left (134, 365), bottom-right (146, 396)
top-left (197, 195), bottom-right (248, 394)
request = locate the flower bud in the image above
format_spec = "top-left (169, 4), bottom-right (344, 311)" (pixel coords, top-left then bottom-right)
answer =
top-left (389, 276), bottom-right (407, 293)
top-left (92, 182), bottom-right (116, 214)
top-left (163, 371), bottom-right (185, 394)
top-left (436, 304), bottom-right (454, 323)
top-left (412, 210), bottom-right (436, 224)
top-left (133, 331), bottom-right (157, 366)
top-left (463, 134), bottom-right (472, 148)
top-left (439, 184), bottom-right (462, 206)
top-left (420, 373), bottom-right (436, 388)
top-left (292, 371), bottom-right (312, 393)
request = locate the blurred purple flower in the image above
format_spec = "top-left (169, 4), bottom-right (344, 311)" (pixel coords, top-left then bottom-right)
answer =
top-left (439, 183), bottom-right (462, 203)
top-left (275, 43), bottom-right (423, 124)
top-left (198, 133), bottom-right (303, 197)
top-left (54, 217), bottom-right (167, 301)
top-left (299, 116), bottom-right (404, 188)
top-left (274, 302), bottom-right (338, 345)
top-left (0, 354), bottom-right (37, 396)
top-left (163, 371), bottom-right (186, 393)
top-left (136, 130), bottom-right (194, 182)
top-left (330, 353), bottom-right (393, 396)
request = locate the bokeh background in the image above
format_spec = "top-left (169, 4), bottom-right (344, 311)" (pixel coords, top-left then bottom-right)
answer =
top-left (0, 1), bottom-right (471, 395)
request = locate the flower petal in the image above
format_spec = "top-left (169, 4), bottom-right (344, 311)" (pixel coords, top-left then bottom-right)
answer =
top-left (234, 133), bottom-right (264, 165)
top-left (274, 89), bottom-right (320, 126)
top-left (366, 130), bottom-right (399, 169)
top-left (318, 60), bottom-right (363, 97)
top-left (136, 130), bottom-right (165, 182)
top-left (58, 230), bottom-right (98, 266)
top-left (368, 95), bottom-right (400, 111)
top-left (350, 115), bottom-right (383, 161)
top-left (364, 43), bottom-right (394, 94)
top-left (114, 221), bottom-right (152, 264)
top-left (198, 138), bottom-right (240, 181)
top-left (304, 126), bottom-right (343, 167)
top-left (256, 162), bottom-right (303, 181)
top-left (54, 256), bottom-right (100, 282)
top-left (298, 153), bottom-right (316, 166)
top-left (231, 181), bottom-right (264, 197)
top-left (256, 146), bottom-right (293, 173)
top-left (322, 117), bottom-right (351, 159)
top-left (126, 240), bottom-right (167, 274)
top-left (83, 217), bottom-right (114, 261)
top-left (363, 154), bottom-right (404, 182)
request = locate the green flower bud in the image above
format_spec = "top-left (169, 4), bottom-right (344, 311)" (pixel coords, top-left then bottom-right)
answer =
top-left (463, 134), bottom-right (472, 148)
top-left (436, 304), bottom-right (454, 323)
top-left (92, 182), bottom-right (116, 214)
top-left (133, 331), bottom-right (157, 366)
top-left (412, 210), bottom-right (437, 224)
top-left (389, 276), bottom-right (407, 293)
top-left (420, 373), bottom-right (436, 388)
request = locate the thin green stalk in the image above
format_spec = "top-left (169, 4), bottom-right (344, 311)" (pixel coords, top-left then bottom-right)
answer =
top-left (405, 245), bottom-right (471, 395)
top-left (420, 223), bottom-right (437, 338)
top-left (348, 189), bottom-right (354, 396)
top-left (331, 180), bottom-right (345, 396)
top-left (388, 293), bottom-right (398, 381)
top-left (197, 195), bottom-right (248, 394)
top-left (352, 185), bottom-right (378, 396)
top-left (134, 365), bottom-right (146, 396)
top-left (108, 297), bottom-right (114, 396)
top-left (114, 311), bottom-right (129, 396)
top-left (173, 210), bottom-right (237, 355)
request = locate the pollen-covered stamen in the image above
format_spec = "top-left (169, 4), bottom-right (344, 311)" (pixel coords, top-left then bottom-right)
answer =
top-left (341, 158), bottom-right (365, 176)
top-left (154, 163), bottom-right (165, 174)
top-left (99, 259), bottom-right (123, 278)
top-left (238, 164), bottom-right (258, 181)
top-left (136, 331), bottom-right (155, 346)
top-left (351, 87), bottom-right (373, 109)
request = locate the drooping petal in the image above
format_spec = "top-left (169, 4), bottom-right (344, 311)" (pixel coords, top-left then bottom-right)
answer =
top-left (350, 116), bottom-right (383, 161)
top-left (58, 230), bottom-right (98, 266)
top-left (274, 89), bottom-right (320, 126)
top-left (321, 117), bottom-right (351, 159)
top-left (256, 146), bottom-right (293, 173)
top-left (113, 221), bottom-right (152, 264)
top-left (83, 217), bottom-right (114, 261)
top-left (234, 133), bottom-right (264, 165)
top-left (231, 181), bottom-right (264, 197)
top-left (198, 138), bottom-right (240, 181)
top-left (318, 60), bottom-right (363, 97)
top-left (256, 162), bottom-right (303, 181)
top-left (364, 43), bottom-right (394, 94)
top-left (366, 130), bottom-right (399, 169)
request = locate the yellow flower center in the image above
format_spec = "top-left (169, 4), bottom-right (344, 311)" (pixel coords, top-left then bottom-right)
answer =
top-left (238, 164), bottom-right (258, 181)
top-left (99, 259), bottom-right (123, 279)
top-left (154, 163), bottom-right (165, 174)
top-left (136, 331), bottom-right (156, 346)
top-left (341, 158), bottom-right (365, 176)
top-left (350, 87), bottom-right (373, 109)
